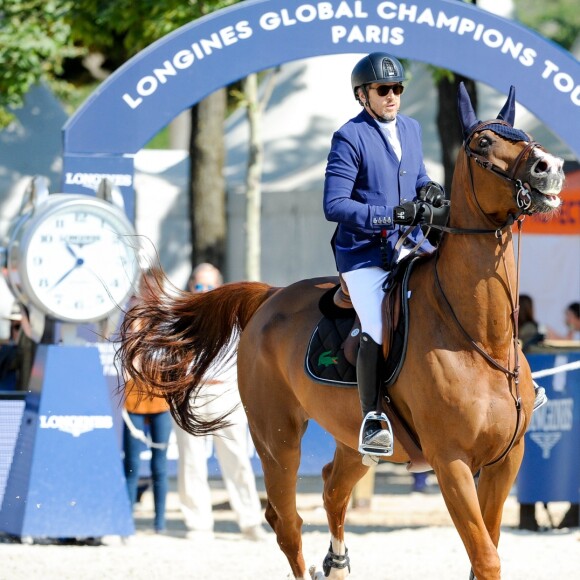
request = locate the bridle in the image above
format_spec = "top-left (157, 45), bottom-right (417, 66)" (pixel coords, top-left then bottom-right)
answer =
top-left (462, 120), bottom-right (541, 217)
top-left (428, 121), bottom-right (543, 466)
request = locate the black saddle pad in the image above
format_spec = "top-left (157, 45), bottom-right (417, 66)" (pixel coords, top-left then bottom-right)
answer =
top-left (305, 311), bottom-right (358, 387)
top-left (305, 256), bottom-right (425, 389)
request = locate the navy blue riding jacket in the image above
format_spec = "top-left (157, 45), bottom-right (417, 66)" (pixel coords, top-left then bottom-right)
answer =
top-left (323, 108), bottom-right (431, 273)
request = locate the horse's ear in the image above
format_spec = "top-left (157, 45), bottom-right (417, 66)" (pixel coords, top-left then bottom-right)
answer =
top-left (497, 85), bottom-right (516, 126)
top-left (457, 81), bottom-right (478, 139)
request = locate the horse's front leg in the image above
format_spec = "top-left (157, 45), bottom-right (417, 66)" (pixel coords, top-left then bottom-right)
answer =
top-left (434, 457), bottom-right (502, 580)
top-left (476, 439), bottom-right (525, 549)
top-left (309, 442), bottom-right (369, 580)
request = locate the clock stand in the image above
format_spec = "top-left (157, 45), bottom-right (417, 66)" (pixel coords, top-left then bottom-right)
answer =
top-left (0, 178), bottom-right (138, 540)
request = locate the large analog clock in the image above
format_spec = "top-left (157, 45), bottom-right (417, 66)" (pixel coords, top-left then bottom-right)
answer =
top-left (5, 192), bottom-right (140, 323)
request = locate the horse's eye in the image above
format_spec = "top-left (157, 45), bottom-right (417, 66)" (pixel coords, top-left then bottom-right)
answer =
top-left (478, 136), bottom-right (491, 149)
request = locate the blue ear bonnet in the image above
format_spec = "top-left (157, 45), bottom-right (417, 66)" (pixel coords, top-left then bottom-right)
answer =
top-left (475, 123), bottom-right (530, 143)
top-left (457, 82), bottom-right (529, 142)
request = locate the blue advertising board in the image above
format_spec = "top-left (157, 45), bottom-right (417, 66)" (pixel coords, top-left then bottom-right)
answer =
top-left (518, 352), bottom-right (580, 504)
top-left (0, 345), bottom-right (134, 538)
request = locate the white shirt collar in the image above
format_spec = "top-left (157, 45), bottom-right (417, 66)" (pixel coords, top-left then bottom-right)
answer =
top-left (377, 118), bottom-right (401, 159)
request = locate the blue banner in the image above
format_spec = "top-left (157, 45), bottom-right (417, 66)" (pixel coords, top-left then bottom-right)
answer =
top-left (62, 0), bottom-right (580, 161)
top-left (518, 352), bottom-right (580, 503)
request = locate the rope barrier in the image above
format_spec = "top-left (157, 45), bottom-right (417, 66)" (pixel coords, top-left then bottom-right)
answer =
top-left (531, 359), bottom-right (580, 379)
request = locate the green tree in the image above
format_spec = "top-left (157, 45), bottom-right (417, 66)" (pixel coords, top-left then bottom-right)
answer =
top-left (513, 0), bottom-right (580, 51)
top-left (64, 0), bottom-right (240, 271)
top-left (66, 0), bottom-right (238, 65)
top-left (0, 0), bottom-right (78, 127)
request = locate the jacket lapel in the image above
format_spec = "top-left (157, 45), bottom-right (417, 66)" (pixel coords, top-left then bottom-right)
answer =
top-left (396, 117), bottom-right (406, 162)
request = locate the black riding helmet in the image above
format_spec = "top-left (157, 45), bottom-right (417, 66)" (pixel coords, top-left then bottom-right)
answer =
top-left (351, 52), bottom-right (406, 103)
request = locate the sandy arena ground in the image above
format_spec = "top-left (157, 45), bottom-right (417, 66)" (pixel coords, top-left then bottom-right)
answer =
top-left (2, 464), bottom-right (579, 579)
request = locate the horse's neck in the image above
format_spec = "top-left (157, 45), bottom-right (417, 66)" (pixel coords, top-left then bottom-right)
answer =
top-left (436, 172), bottom-right (518, 347)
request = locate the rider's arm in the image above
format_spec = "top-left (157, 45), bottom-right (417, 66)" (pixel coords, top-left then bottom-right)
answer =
top-left (323, 132), bottom-right (395, 233)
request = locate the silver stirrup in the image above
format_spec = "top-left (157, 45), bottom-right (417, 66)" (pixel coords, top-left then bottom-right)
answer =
top-left (532, 381), bottom-right (548, 412)
top-left (358, 411), bottom-right (394, 457)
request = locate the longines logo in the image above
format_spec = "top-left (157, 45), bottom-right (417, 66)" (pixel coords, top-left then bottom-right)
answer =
top-left (39, 414), bottom-right (114, 437)
top-left (527, 397), bottom-right (574, 459)
top-left (529, 432), bottom-right (562, 459)
top-left (62, 234), bottom-right (101, 246)
top-left (64, 172), bottom-right (133, 190)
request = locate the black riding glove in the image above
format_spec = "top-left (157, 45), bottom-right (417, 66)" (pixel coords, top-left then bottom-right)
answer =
top-left (418, 181), bottom-right (445, 208)
top-left (393, 200), bottom-right (425, 226)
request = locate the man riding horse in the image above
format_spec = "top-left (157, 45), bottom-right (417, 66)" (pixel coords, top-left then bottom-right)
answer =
top-left (118, 72), bottom-right (564, 577)
top-left (323, 52), bottom-right (545, 457)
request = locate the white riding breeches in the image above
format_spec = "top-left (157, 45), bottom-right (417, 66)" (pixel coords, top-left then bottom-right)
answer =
top-left (342, 266), bottom-right (389, 344)
top-left (341, 245), bottom-right (417, 344)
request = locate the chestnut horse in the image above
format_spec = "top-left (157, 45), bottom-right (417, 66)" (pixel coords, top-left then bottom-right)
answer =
top-left (118, 85), bottom-right (564, 579)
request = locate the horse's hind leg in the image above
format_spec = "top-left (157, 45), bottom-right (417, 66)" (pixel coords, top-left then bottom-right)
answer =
top-left (308, 442), bottom-right (369, 580)
top-left (249, 413), bottom-right (309, 579)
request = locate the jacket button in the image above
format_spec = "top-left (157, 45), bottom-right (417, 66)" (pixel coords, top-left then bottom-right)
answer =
top-left (400, 170), bottom-right (406, 176)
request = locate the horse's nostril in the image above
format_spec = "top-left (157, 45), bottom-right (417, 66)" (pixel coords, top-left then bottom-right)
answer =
top-left (533, 159), bottom-right (549, 174)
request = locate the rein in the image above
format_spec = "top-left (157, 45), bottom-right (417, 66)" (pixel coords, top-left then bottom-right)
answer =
top-left (432, 227), bottom-right (523, 467)
top-left (428, 124), bottom-right (538, 466)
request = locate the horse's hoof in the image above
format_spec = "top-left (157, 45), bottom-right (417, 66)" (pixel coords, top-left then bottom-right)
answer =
top-left (309, 565), bottom-right (323, 579)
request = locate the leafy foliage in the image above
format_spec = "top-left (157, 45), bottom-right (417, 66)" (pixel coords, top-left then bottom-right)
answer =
top-left (0, 0), bottom-right (80, 126)
top-left (513, 0), bottom-right (580, 50)
top-left (0, 0), bottom-right (238, 127)
top-left (66, 0), bottom-right (239, 62)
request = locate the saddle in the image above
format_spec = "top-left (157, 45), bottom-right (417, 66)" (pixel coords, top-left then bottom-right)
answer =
top-left (306, 256), bottom-right (421, 386)
top-left (304, 256), bottom-right (431, 472)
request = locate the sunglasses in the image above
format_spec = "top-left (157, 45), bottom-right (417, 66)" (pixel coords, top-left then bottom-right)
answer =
top-left (371, 84), bottom-right (404, 97)
top-left (193, 283), bottom-right (215, 292)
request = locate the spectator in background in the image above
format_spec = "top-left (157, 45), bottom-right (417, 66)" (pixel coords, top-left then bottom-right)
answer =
top-left (412, 472), bottom-right (430, 493)
top-left (0, 307), bottom-right (22, 390)
top-left (518, 294), bottom-right (545, 352)
top-left (123, 267), bottom-right (172, 534)
top-left (546, 302), bottom-right (580, 341)
top-left (173, 263), bottom-right (266, 541)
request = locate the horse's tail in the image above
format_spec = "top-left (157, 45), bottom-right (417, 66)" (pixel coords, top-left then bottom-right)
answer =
top-left (116, 281), bottom-right (276, 435)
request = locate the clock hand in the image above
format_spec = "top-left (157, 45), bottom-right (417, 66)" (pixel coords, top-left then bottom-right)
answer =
top-left (52, 257), bottom-right (85, 289)
top-left (65, 243), bottom-right (79, 259)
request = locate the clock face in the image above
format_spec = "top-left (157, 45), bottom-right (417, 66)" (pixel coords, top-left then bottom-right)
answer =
top-left (17, 197), bottom-right (139, 322)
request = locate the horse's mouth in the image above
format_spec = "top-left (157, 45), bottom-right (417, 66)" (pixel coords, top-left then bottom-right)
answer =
top-left (528, 184), bottom-right (562, 214)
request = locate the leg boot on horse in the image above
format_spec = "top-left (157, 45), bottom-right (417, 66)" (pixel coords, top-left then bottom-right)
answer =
top-left (356, 332), bottom-right (392, 455)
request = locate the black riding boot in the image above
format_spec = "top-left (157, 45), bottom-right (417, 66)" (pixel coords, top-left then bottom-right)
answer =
top-left (357, 333), bottom-right (392, 454)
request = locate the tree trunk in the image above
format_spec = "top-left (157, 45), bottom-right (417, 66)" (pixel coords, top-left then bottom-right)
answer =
top-left (244, 73), bottom-right (262, 282)
top-left (241, 69), bottom-right (278, 282)
top-left (189, 88), bottom-right (227, 272)
top-left (436, 75), bottom-right (478, 197)
top-left (437, 0), bottom-right (478, 197)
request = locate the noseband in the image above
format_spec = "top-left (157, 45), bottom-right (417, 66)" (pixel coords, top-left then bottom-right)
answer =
top-left (464, 120), bottom-right (541, 214)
